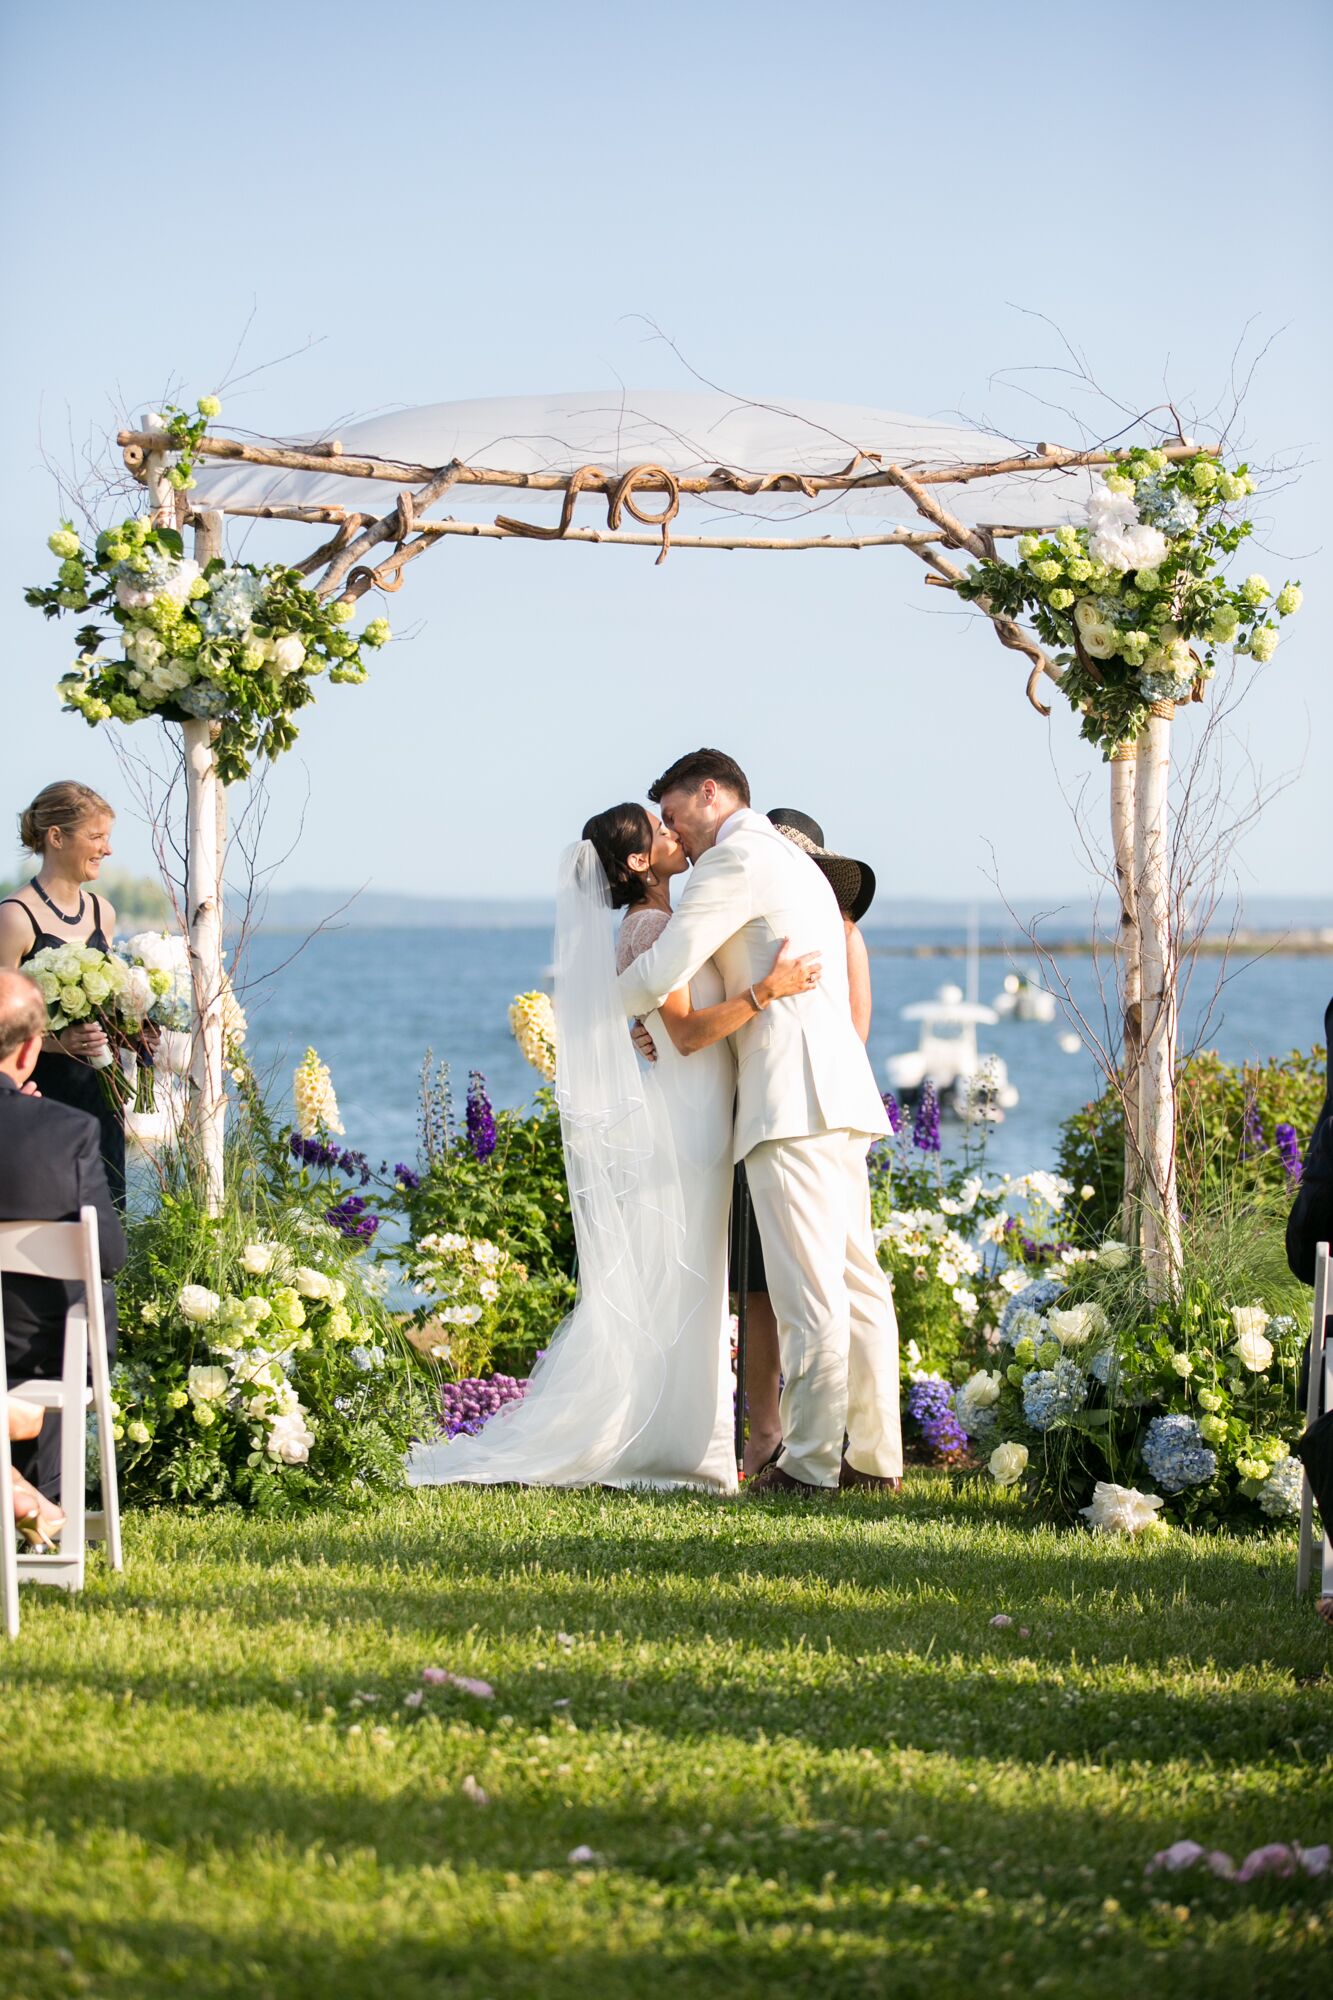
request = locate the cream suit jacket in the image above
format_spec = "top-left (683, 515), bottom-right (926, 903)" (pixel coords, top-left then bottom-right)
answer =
top-left (617, 810), bottom-right (890, 1162)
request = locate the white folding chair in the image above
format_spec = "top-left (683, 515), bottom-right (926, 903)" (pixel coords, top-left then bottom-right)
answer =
top-left (0, 1206), bottom-right (122, 1635)
top-left (1296, 1241), bottom-right (1332, 1599)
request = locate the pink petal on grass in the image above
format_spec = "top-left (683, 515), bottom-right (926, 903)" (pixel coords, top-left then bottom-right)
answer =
top-left (1298, 1844), bottom-right (1330, 1877)
top-left (1235, 1843), bottom-right (1300, 1882)
top-left (421, 1668), bottom-right (495, 1699)
top-left (1146, 1840), bottom-right (1205, 1875)
top-left (461, 1774), bottom-right (490, 1806)
top-left (989, 1615), bottom-right (1013, 1629)
top-left (567, 1844), bottom-right (597, 1864)
top-left (1206, 1850), bottom-right (1236, 1879)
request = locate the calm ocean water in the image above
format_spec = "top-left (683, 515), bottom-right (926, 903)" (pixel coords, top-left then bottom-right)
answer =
top-left (236, 926), bottom-right (1332, 1179)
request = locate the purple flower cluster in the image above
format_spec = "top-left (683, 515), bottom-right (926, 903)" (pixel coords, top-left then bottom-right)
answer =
top-left (466, 1071), bottom-right (497, 1163)
top-left (383, 1161), bottom-right (420, 1191)
top-left (1001, 1216), bottom-right (1076, 1265)
top-left (438, 1373), bottom-right (527, 1438)
top-left (1240, 1093), bottom-right (1266, 1158)
top-left (1275, 1122), bottom-right (1303, 1184)
top-left (882, 1091), bottom-right (902, 1135)
top-left (906, 1373), bottom-right (968, 1458)
top-left (325, 1193), bottom-right (379, 1242)
top-left (290, 1133), bottom-right (372, 1184)
top-left (913, 1079), bottom-right (941, 1155)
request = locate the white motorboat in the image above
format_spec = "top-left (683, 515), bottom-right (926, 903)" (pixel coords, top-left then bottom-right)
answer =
top-left (884, 983), bottom-right (1020, 1121)
top-left (992, 970), bottom-right (1058, 1024)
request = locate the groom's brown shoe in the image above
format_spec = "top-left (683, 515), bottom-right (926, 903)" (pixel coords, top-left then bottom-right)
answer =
top-left (839, 1457), bottom-right (903, 1495)
top-left (746, 1461), bottom-right (834, 1499)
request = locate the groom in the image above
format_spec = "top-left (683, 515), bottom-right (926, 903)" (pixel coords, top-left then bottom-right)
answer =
top-left (617, 748), bottom-right (903, 1496)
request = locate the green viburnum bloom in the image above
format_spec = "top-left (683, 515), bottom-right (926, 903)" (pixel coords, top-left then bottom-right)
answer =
top-left (362, 618), bottom-right (392, 647)
top-left (1249, 625), bottom-right (1279, 663)
top-left (1241, 574), bottom-right (1271, 605)
top-left (1018, 534), bottom-right (1041, 559)
top-left (1198, 1414), bottom-right (1227, 1444)
top-left (1048, 588), bottom-right (1074, 610)
top-left (1032, 559), bottom-right (1062, 583)
top-left (1276, 584), bottom-right (1303, 616)
top-left (48, 525), bottom-right (81, 559)
top-left (1209, 606), bottom-right (1240, 643)
top-left (1197, 1389), bottom-right (1223, 1413)
top-left (1191, 458), bottom-right (1219, 491)
top-left (197, 394), bottom-right (222, 418)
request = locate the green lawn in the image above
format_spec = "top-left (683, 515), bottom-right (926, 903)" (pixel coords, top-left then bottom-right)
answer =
top-left (1, 1475), bottom-right (1329, 1998)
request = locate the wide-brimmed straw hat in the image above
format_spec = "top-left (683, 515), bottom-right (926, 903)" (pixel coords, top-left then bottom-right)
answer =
top-left (767, 807), bottom-right (877, 923)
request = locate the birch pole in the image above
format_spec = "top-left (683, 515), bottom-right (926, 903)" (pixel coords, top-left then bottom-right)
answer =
top-left (1133, 705), bottom-right (1182, 1294)
top-left (1109, 746), bottom-right (1142, 1237)
top-left (185, 510), bottom-right (227, 1213)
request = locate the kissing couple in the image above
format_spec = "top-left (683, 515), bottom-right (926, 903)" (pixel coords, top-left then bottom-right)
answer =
top-left (408, 748), bottom-right (903, 1499)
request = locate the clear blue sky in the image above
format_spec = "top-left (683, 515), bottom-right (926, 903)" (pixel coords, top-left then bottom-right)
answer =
top-left (2, 0), bottom-right (1328, 907)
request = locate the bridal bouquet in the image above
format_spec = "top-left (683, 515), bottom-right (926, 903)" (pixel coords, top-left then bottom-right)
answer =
top-left (26, 399), bottom-right (391, 784)
top-left (122, 929), bottom-right (193, 1111)
top-left (955, 448), bottom-right (1303, 756)
top-left (24, 941), bottom-right (154, 1110)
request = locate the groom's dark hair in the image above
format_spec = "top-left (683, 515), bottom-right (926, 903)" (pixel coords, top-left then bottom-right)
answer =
top-left (648, 748), bottom-right (750, 807)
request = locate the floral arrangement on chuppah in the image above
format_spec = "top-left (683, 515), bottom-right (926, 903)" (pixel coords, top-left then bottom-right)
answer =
top-left (26, 400), bottom-right (391, 783)
top-left (956, 448), bottom-right (1302, 755)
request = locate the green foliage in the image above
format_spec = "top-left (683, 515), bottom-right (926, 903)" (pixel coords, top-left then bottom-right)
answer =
top-left (115, 1097), bottom-right (432, 1514)
top-left (386, 1065), bottom-right (576, 1380)
top-left (1057, 1040), bottom-right (1327, 1239)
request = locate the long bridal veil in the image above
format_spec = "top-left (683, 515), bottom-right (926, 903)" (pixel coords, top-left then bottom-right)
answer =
top-left (406, 839), bottom-right (706, 1486)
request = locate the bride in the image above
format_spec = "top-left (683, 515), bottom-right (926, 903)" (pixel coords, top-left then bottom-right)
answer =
top-left (406, 803), bottom-right (820, 1494)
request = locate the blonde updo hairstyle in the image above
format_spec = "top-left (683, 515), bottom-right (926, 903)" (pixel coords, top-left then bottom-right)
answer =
top-left (19, 780), bottom-right (114, 857)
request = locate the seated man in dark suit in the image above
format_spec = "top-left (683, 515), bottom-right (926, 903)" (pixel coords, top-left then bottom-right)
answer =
top-left (0, 968), bottom-right (126, 1500)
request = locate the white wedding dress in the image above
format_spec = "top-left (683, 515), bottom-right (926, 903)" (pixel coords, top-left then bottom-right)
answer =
top-left (406, 843), bottom-right (737, 1494)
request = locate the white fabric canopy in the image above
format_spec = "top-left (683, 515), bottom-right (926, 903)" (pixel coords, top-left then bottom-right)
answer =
top-left (191, 391), bottom-right (1096, 533)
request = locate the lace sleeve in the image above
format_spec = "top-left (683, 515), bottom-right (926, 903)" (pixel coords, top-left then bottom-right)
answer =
top-left (616, 907), bottom-right (672, 974)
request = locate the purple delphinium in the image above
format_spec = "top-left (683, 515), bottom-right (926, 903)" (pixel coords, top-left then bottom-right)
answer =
top-left (913, 1079), bottom-right (941, 1154)
top-left (326, 1193), bottom-right (380, 1242)
top-left (391, 1162), bottom-right (420, 1191)
top-left (906, 1373), bottom-right (968, 1458)
top-left (882, 1090), bottom-right (902, 1135)
top-left (1240, 1092), bottom-right (1266, 1159)
top-left (466, 1071), bottom-right (497, 1163)
top-left (1275, 1122), bottom-right (1303, 1184)
top-left (339, 1148), bottom-right (372, 1186)
top-left (291, 1132), bottom-right (340, 1170)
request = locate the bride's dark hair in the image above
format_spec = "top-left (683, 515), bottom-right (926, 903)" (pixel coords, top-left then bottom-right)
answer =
top-left (582, 802), bottom-right (653, 911)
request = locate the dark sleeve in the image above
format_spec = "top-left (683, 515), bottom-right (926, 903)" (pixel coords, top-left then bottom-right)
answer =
top-left (76, 1119), bottom-right (127, 1275)
top-left (1287, 1117), bottom-right (1333, 1286)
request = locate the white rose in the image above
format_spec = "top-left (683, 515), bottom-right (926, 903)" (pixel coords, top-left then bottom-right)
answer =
top-left (1236, 1328), bottom-right (1275, 1373)
top-left (1229, 1305), bottom-right (1268, 1340)
top-left (1047, 1303), bottom-right (1107, 1348)
top-left (178, 1284), bottom-right (221, 1323)
top-left (270, 634), bottom-right (306, 675)
top-left (240, 1243), bottom-right (276, 1275)
top-left (988, 1442), bottom-right (1029, 1487)
top-left (960, 1369), bottom-right (1002, 1411)
top-left (187, 1364), bottom-right (229, 1403)
top-left (293, 1266), bottom-right (335, 1301)
top-left (1096, 1240), bottom-right (1131, 1270)
top-left (1079, 1481), bottom-right (1165, 1535)
top-left (266, 1410), bottom-right (316, 1465)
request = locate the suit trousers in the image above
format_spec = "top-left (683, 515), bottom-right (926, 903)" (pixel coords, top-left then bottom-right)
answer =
top-left (744, 1129), bottom-right (903, 1488)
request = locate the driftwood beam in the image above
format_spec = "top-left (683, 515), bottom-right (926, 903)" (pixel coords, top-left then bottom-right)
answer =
top-left (117, 429), bottom-right (1216, 499)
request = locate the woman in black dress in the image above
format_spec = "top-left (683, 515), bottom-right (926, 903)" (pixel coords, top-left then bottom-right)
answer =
top-left (0, 780), bottom-right (127, 1208)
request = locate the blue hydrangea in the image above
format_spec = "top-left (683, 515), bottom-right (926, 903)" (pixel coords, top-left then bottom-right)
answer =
top-left (196, 567), bottom-right (268, 639)
top-left (175, 681), bottom-right (231, 718)
top-left (1141, 1413), bottom-right (1217, 1493)
top-left (999, 1277), bottom-right (1066, 1344)
top-left (1257, 1456), bottom-right (1303, 1519)
top-left (1021, 1357), bottom-right (1088, 1431)
top-left (1140, 669), bottom-right (1196, 705)
top-left (1135, 475), bottom-right (1199, 536)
